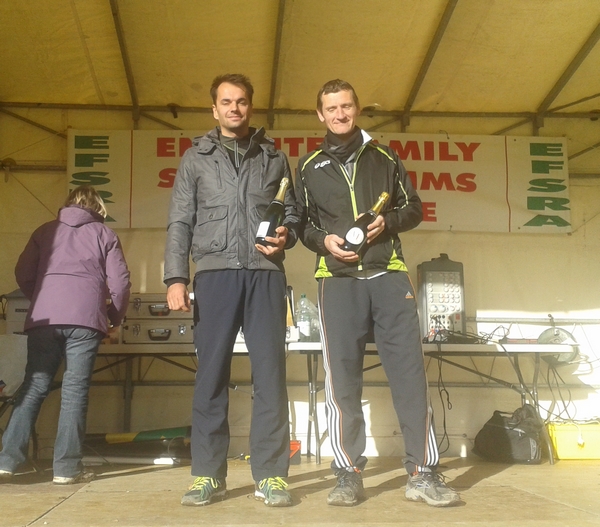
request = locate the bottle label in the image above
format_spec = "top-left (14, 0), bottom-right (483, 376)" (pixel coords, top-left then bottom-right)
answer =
top-left (345, 227), bottom-right (365, 245)
top-left (298, 320), bottom-right (311, 340)
top-left (256, 221), bottom-right (270, 238)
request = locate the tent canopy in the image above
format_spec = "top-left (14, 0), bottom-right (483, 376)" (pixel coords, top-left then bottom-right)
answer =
top-left (1, 0), bottom-right (600, 173)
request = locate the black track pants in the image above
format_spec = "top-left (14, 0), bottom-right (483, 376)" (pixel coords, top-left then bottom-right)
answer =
top-left (318, 272), bottom-right (439, 474)
top-left (191, 269), bottom-right (290, 481)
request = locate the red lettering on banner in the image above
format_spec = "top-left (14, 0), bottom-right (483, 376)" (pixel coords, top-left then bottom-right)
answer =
top-left (157, 138), bottom-right (176, 157)
top-left (409, 170), bottom-right (476, 192)
top-left (421, 172), bottom-right (455, 191)
top-left (387, 140), bottom-right (480, 162)
top-left (456, 173), bottom-right (477, 192)
top-left (439, 142), bottom-right (459, 161)
top-left (422, 202), bottom-right (437, 222)
top-left (424, 141), bottom-right (435, 161)
top-left (157, 137), bottom-right (193, 157)
top-left (273, 138), bottom-right (282, 150)
top-left (158, 168), bottom-right (177, 188)
top-left (389, 141), bottom-right (421, 160)
top-left (284, 137), bottom-right (304, 157)
top-left (179, 137), bottom-right (192, 156)
top-left (307, 137), bottom-right (323, 152)
top-left (455, 142), bottom-right (480, 161)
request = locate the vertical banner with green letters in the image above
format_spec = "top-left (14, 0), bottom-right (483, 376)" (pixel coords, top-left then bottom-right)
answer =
top-left (67, 130), bottom-right (133, 228)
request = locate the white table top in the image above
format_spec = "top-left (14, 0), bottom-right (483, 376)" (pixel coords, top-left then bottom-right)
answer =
top-left (98, 341), bottom-right (577, 355)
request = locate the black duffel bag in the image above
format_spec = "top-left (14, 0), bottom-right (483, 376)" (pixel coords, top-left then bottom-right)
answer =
top-left (472, 404), bottom-right (544, 464)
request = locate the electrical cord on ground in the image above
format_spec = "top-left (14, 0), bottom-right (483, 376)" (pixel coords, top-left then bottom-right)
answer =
top-left (82, 443), bottom-right (117, 467)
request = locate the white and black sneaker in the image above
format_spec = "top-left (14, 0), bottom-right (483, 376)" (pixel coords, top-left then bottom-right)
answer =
top-left (327, 468), bottom-right (365, 506)
top-left (53, 471), bottom-right (95, 485)
top-left (405, 471), bottom-right (460, 507)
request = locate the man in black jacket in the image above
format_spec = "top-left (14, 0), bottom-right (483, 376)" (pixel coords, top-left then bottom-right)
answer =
top-left (295, 79), bottom-right (460, 507)
top-left (164, 74), bottom-right (299, 507)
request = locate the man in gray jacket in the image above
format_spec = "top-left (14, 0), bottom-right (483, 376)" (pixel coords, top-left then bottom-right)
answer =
top-left (164, 74), bottom-right (299, 507)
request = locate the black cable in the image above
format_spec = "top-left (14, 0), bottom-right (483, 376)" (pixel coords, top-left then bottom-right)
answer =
top-left (540, 363), bottom-right (559, 422)
top-left (434, 358), bottom-right (452, 454)
top-left (495, 340), bottom-right (537, 403)
top-left (550, 366), bottom-right (575, 421)
top-left (82, 442), bottom-right (116, 467)
top-left (540, 362), bottom-right (575, 423)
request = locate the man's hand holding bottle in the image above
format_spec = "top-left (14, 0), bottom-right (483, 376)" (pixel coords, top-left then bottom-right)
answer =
top-left (325, 215), bottom-right (385, 262)
top-left (255, 226), bottom-right (288, 256)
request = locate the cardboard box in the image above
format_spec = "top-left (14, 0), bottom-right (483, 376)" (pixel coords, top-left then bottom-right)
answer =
top-left (6, 321), bottom-right (27, 336)
top-left (547, 422), bottom-right (600, 460)
top-left (4, 290), bottom-right (30, 334)
top-left (0, 335), bottom-right (28, 395)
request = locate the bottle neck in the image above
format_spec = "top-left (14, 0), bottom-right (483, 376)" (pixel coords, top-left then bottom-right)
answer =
top-left (274, 178), bottom-right (290, 202)
top-left (370, 193), bottom-right (389, 215)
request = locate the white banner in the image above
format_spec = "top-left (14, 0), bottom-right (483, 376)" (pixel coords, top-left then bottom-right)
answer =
top-left (67, 130), bottom-right (570, 233)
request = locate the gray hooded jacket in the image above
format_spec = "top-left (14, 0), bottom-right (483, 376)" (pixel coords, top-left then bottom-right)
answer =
top-left (164, 127), bottom-right (299, 285)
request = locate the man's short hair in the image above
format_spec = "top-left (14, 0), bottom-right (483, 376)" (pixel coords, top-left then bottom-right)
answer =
top-left (317, 79), bottom-right (360, 111)
top-left (210, 74), bottom-right (254, 104)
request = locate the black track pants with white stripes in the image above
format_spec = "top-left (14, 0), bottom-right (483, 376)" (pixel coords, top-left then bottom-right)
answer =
top-left (318, 272), bottom-right (439, 474)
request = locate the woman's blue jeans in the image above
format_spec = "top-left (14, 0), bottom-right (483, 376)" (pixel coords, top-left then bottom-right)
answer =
top-left (0, 326), bottom-right (102, 477)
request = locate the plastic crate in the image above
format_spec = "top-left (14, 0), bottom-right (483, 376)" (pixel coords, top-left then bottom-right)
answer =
top-left (547, 422), bottom-right (600, 460)
top-left (290, 440), bottom-right (301, 464)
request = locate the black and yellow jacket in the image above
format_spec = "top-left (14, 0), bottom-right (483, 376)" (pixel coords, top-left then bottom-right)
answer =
top-left (295, 129), bottom-right (422, 278)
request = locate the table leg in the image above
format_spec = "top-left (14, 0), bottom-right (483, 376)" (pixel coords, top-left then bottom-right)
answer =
top-left (123, 357), bottom-right (133, 432)
top-left (305, 352), bottom-right (322, 464)
top-left (514, 354), bottom-right (555, 464)
top-left (305, 354), bottom-right (313, 459)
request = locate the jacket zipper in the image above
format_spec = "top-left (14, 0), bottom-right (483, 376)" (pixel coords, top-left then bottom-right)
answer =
top-left (338, 145), bottom-right (367, 270)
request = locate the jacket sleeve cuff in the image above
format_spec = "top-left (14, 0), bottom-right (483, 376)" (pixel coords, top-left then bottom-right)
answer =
top-left (283, 222), bottom-right (299, 250)
top-left (315, 232), bottom-right (329, 253)
top-left (164, 278), bottom-right (189, 288)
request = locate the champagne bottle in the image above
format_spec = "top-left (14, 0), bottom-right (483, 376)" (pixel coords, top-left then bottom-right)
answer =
top-left (341, 192), bottom-right (390, 253)
top-left (255, 177), bottom-right (290, 246)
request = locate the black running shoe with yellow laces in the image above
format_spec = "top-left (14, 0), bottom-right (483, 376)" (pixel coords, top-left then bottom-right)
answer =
top-left (255, 477), bottom-right (292, 507)
top-left (181, 476), bottom-right (227, 506)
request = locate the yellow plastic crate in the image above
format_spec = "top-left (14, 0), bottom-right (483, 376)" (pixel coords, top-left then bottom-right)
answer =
top-left (547, 422), bottom-right (600, 460)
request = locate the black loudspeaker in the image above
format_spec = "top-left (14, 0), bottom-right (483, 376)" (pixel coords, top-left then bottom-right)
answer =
top-left (417, 253), bottom-right (466, 340)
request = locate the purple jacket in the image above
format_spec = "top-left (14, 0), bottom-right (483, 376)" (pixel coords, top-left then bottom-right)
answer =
top-left (15, 205), bottom-right (131, 335)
